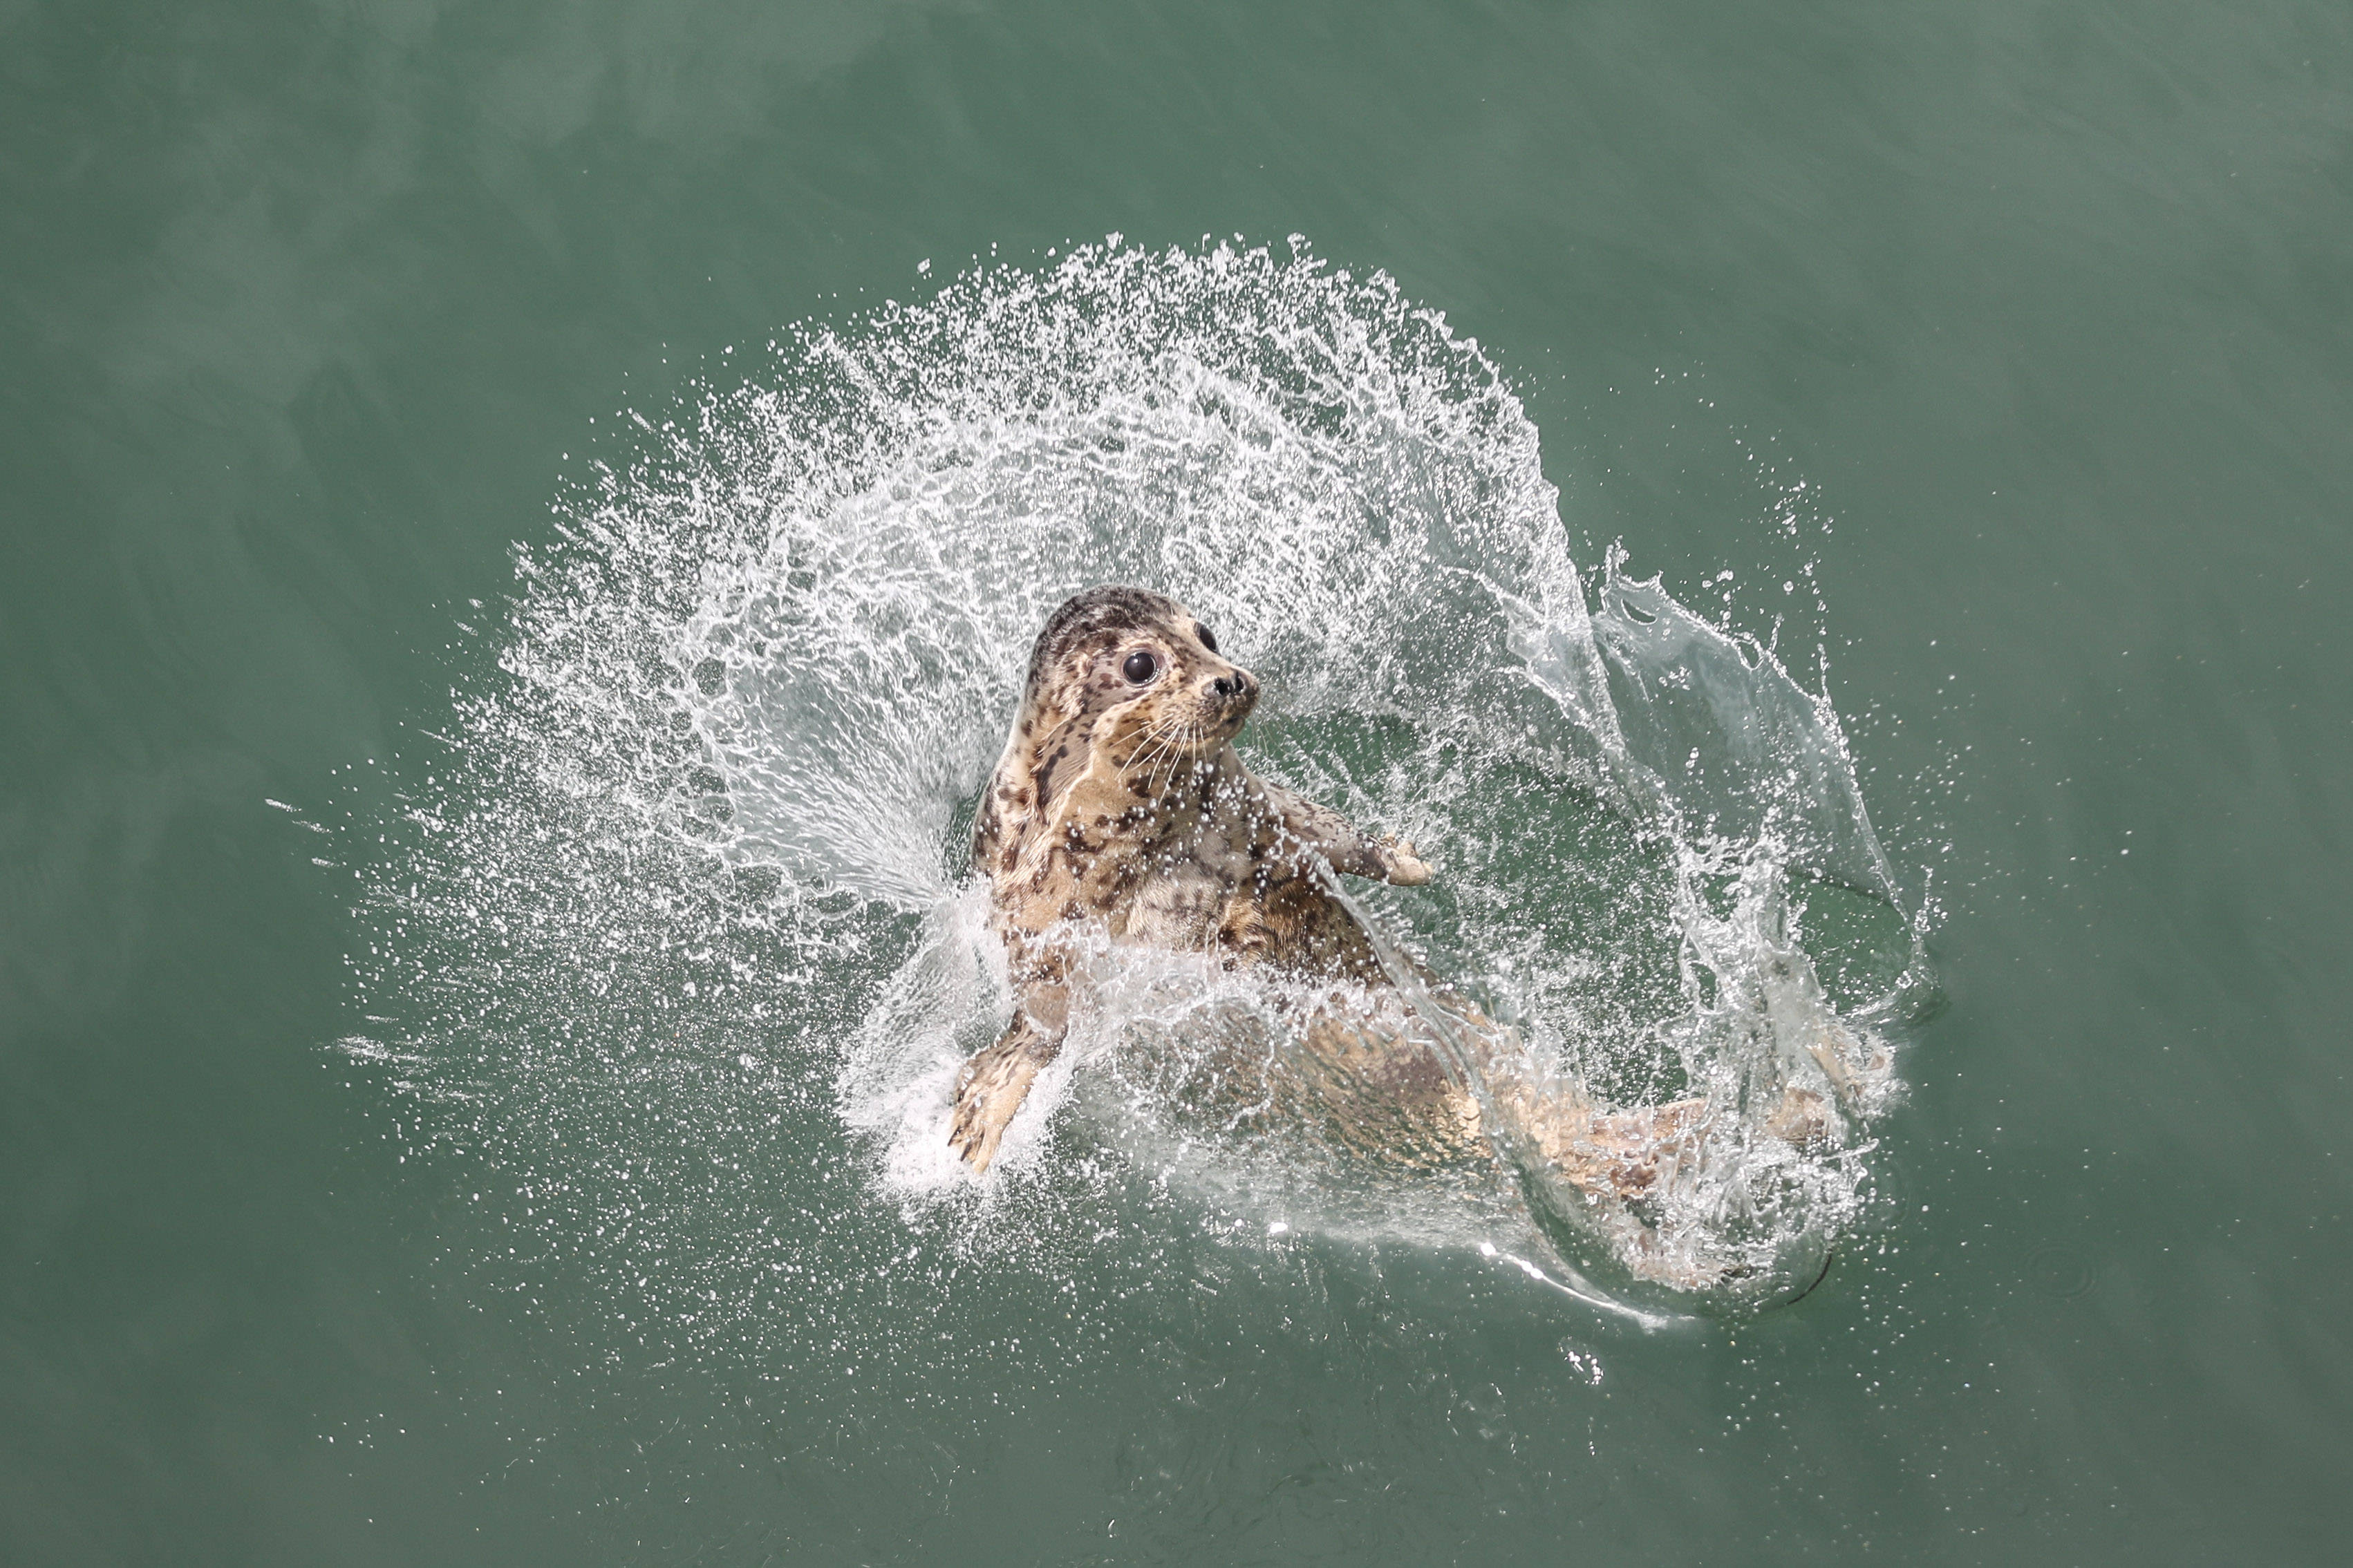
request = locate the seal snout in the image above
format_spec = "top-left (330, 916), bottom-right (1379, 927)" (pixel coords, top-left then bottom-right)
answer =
top-left (1201, 663), bottom-right (1259, 730)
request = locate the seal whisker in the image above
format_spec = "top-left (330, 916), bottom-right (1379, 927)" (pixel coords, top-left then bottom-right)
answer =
top-left (1147, 721), bottom-right (1179, 797)
top-left (1118, 725), bottom-right (1162, 782)
top-left (1123, 721), bottom-right (1181, 795)
top-left (1156, 719), bottom-right (1199, 797)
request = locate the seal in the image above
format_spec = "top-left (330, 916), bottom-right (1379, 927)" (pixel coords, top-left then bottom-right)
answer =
top-left (947, 585), bottom-right (1832, 1206)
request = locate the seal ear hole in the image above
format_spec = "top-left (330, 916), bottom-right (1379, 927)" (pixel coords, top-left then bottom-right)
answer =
top-left (1121, 650), bottom-right (1159, 683)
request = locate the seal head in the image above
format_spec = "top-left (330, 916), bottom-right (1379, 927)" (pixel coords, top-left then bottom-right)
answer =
top-left (973, 585), bottom-right (1259, 878)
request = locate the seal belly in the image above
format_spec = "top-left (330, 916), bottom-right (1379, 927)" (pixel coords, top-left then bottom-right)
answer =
top-left (1112, 859), bottom-right (1228, 948)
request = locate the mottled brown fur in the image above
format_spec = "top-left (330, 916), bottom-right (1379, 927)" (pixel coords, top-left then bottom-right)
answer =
top-left (948, 585), bottom-right (1824, 1189)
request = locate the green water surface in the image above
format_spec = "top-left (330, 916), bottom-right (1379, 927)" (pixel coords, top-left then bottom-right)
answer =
top-left (3, 2), bottom-right (2349, 1562)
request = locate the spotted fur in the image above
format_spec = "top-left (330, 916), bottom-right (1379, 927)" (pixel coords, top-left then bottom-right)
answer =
top-left (947, 586), bottom-right (1830, 1207)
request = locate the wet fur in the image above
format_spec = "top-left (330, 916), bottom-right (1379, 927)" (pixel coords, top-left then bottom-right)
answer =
top-left (948, 585), bottom-right (1824, 1195)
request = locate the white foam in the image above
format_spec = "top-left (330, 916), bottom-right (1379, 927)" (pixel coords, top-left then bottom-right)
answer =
top-left (350, 238), bottom-right (1925, 1321)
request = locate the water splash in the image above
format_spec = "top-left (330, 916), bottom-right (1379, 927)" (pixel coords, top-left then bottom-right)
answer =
top-left (343, 238), bottom-right (1926, 1337)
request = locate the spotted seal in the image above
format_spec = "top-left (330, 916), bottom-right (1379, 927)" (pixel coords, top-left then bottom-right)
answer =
top-left (948, 585), bottom-right (1829, 1200)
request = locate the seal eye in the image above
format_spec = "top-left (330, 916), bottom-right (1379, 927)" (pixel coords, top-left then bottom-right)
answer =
top-left (1121, 650), bottom-right (1159, 684)
top-left (1196, 623), bottom-right (1219, 654)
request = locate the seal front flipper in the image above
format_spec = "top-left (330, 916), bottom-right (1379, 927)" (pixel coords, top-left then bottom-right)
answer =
top-left (948, 988), bottom-right (1067, 1174)
top-left (1373, 837), bottom-right (1433, 887)
top-left (1256, 777), bottom-right (1433, 886)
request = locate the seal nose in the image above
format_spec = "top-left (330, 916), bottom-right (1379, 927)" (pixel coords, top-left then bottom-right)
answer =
top-left (1211, 668), bottom-right (1255, 700)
